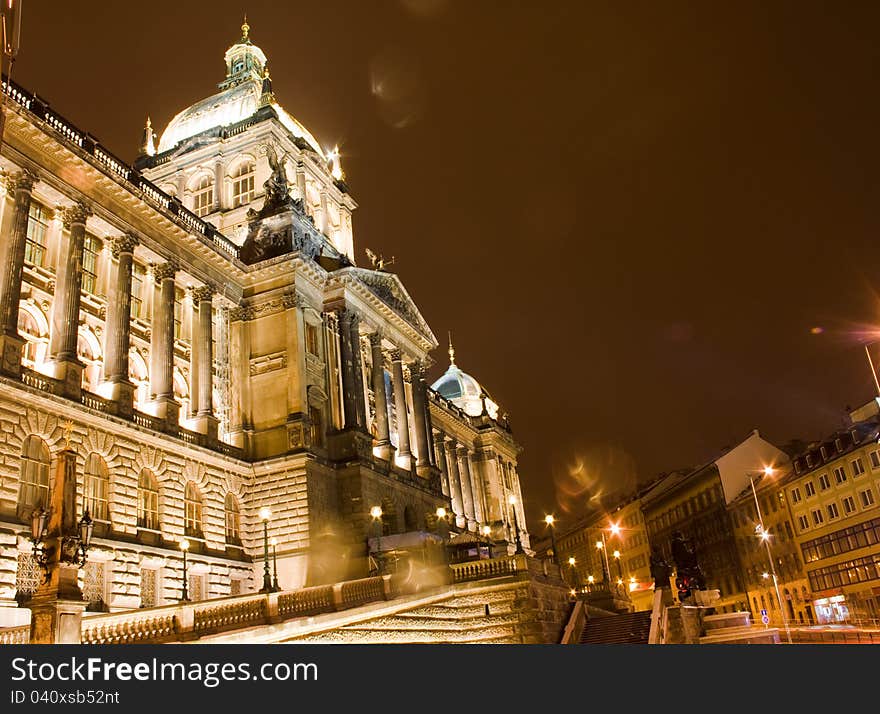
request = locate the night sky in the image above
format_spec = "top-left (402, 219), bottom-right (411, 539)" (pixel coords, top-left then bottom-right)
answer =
top-left (16, 2), bottom-right (880, 534)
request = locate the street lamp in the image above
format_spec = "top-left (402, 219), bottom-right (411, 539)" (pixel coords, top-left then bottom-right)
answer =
top-left (595, 535), bottom-right (611, 586)
top-left (259, 507), bottom-right (272, 593)
top-left (612, 549), bottom-right (624, 584)
top-left (370, 506), bottom-right (383, 574)
top-left (545, 514), bottom-right (558, 565)
top-left (567, 556), bottom-right (580, 590)
top-left (270, 537), bottom-right (280, 592)
top-left (179, 539), bottom-right (190, 602)
top-left (435, 507), bottom-right (448, 541)
top-left (481, 524), bottom-right (493, 559)
top-left (508, 495), bottom-right (524, 554)
top-left (750, 466), bottom-right (792, 644)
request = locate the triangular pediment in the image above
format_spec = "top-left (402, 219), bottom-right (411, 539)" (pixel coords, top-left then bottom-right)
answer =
top-left (348, 268), bottom-right (437, 347)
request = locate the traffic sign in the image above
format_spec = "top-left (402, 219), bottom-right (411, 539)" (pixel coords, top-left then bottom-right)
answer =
top-left (761, 614), bottom-right (770, 625)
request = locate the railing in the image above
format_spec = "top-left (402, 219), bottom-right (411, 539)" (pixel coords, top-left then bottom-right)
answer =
top-left (0, 625), bottom-right (30, 645)
top-left (790, 627), bottom-right (880, 644)
top-left (278, 585), bottom-right (334, 618)
top-left (560, 599), bottom-right (586, 644)
top-left (82, 391), bottom-right (115, 415)
top-left (81, 611), bottom-right (177, 645)
top-left (20, 367), bottom-right (62, 395)
top-left (1, 74), bottom-right (239, 260)
top-left (80, 575), bottom-right (393, 644)
top-left (132, 410), bottom-right (166, 432)
top-left (193, 594), bottom-right (267, 635)
top-left (449, 554), bottom-right (526, 584)
top-left (340, 577), bottom-right (385, 609)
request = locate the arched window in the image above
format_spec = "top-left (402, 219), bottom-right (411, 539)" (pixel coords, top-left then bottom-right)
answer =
top-left (18, 306), bottom-right (45, 367)
top-left (17, 435), bottom-right (50, 513)
top-left (224, 493), bottom-right (241, 543)
top-left (84, 453), bottom-right (110, 522)
top-left (231, 160), bottom-right (255, 207)
top-left (192, 175), bottom-right (214, 218)
top-left (184, 482), bottom-right (203, 537)
top-left (138, 469), bottom-right (160, 531)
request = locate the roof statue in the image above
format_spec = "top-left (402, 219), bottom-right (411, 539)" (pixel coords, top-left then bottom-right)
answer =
top-left (260, 143), bottom-right (292, 214)
top-left (365, 248), bottom-right (394, 272)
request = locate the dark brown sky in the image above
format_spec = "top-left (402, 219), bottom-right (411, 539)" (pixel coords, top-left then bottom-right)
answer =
top-left (17, 1), bottom-right (880, 533)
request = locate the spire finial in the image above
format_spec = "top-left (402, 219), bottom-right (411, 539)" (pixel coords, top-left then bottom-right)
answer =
top-left (448, 331), bottom-right (456, 366)
top-left (241, 15), bottom-right (250, 41)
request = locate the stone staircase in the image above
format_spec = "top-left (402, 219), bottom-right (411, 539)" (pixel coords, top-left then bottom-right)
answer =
top-left (579, 610), bottom-right (653, 645)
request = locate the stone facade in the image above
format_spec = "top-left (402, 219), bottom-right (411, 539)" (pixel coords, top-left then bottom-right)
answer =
top-left (0, 25), bottom-right (528, 623)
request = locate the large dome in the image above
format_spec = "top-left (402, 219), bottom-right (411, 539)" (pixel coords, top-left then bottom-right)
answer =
top-left (430, 341), bottom-right (500, 419)
top-left (156, 22), bottom-right (323, 156)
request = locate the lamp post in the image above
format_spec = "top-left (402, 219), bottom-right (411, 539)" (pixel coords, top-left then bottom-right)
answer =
top-left (370, 506), bottom-right (383, 574)
top-left (750, 466), bottom-right (792, 644)
top-left (508, 495), bottom-right (524, 554)
top-left (545, 514), bottom-right (558, 565)
top-left (259, 507), bottom-right (272, 593)
top-left (568, 556), bottom-right (580, 590)
top-left (481, 524), bottom-right (493, 559)
top-left (270, 537), bottom-right (280, 592)
top-left (179, 539), bottom-right (190, 602)
top-left (435, 507), bottom-right (448, 540)
top-left (596, 534), bottom-right (611, 587)
top-left (612, 549), bottom-right (624, 589)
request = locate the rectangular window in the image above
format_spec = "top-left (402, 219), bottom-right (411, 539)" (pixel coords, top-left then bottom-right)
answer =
top-left (305, 322), bottom-right (320, 356)
top-left (188, 573), bottom-right (205, 602)
top-left (130, 262), bottom-right (146, 319)
top-left (230, 579), bottom-right (243, 596)
top-left (790, 488), bottom-right (802, 504)
top-left (193, 180), bottom-right (214, 218)
top-left (804, 481), bottom-right (816, 498)
top-left (860, 489), bottom-right (876, 508)
top-left (870, 451), bottom-right (880, 469)
top-left (852, 458), bottom-right (866, 477)
top-left (81, 234), bottom-right (102, 295)
top-left (843, 496), bottom-right (856, 515)
top-left (819, 474), bottom-right (830, 491)
top-left (833, 467), bottom-right (847, 485)
top-left (83, 561), bottom-right (107, 612)
top-left (812, 509), bottom-right (824, 526)
top-left (827, 503), bottom-right (840, 520)
top-left (25, 202), bottom-right (49, 268)
top-left (798, 515), bottom-right (809, 531)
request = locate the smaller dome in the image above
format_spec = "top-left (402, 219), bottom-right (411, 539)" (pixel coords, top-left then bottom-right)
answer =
top-left (430, 337), bottom-right (500, 419)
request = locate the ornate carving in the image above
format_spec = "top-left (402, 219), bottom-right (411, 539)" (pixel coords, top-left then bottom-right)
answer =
top-left (408, 360), bottom-right (425, 378)
top-left (192, 285), bottom-right (215, 305)
top-left (282, 291), bottom-right (301, 309)
top-left (389, 349), bottom-right (402, 363)
top-left (368, 332), bottom-right (383, 348)
top-left (229, 305), bottom-right (254, 322)
top-left (350, 268), bottom-right (430, 337)
top-left (111, 233), bottom-right (139, 259)
top-left (152, 262), bottom-right (177, 283)
top-left (6, 170), bottom-right (36, 194)
top-left (61, 200), bottom-right (92, 229)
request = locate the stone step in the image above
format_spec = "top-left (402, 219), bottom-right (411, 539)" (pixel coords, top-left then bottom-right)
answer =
top-left (343, 613), bottom-right (519, 631)
top-left (293, 624), bottom-right (520, 644)
top-left (399, 602), bottom-right (517, 619)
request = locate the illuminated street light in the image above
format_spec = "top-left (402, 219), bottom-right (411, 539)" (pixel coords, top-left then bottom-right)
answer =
top-left (545, 514), bottom-right (558, 565)
top-left (370, 506), bottom-right (384, 573)
top-left (179, 539), bottom-right (190, 602)
top-left (259, 507), bottom-right (272, 592)
top-left (750, 467), bottom-right (792, 644)
top-left (270, 537), bottom-right (280, 592)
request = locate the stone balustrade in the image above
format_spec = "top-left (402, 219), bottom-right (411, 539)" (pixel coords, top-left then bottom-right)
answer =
top-left (449, 554), bottom-right (527, 584)
top-left (0, 625), bottom-right (30, 645)
top-left (78, 574), bottom-right (396, 645)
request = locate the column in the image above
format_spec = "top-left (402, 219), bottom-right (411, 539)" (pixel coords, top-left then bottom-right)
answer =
top-left (149, 262), bottom-right (179, 426)
top-left (458, 446), bottom-right (477, 529)
top-left (445, 439), bottom-right (464, 526)
top-left (102, 233), bottom-right (138, 416)
top-left (336, 308), bottom-right (363, 430)
top-left (48, 201), bottom-right (92, 399)
top-left (349, 314), bottom-right (367, 430)
top-left (193, 285), bottom-right (218, 439)
top-left (369, 332), bottom-right (392, 459)
top-left (409, 360), bottom-right (432, 475)
top-left (188, 287), bottom-right (200, 418)
top-left (213, 157), bottom-right (224, 212)
top-left (391, 349), bottom-right (412, 469)
top-left (0, 170), bottom-right (36, 377)
top-left (227, 305), bottom-right (252, 449)
top-left (434, 432), bottom-right (450, 497)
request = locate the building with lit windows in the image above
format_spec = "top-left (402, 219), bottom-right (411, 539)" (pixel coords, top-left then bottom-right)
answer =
top-left (0, 21), bottom-right (527, 624)
top-left (728, 471), bottom-right (812, 627)
top-left (785, 402), bottom-right (880, 624)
